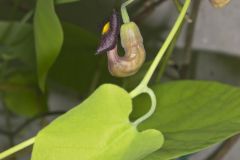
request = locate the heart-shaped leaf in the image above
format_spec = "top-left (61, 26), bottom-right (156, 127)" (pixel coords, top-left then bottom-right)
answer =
top-left (130, 81), bottom-right (240, 160)
top-left (32, 84), bottom-right (164, 160)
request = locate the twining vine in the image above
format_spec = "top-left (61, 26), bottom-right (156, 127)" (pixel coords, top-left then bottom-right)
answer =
top-left (0, 0), bottom-right (191, 159)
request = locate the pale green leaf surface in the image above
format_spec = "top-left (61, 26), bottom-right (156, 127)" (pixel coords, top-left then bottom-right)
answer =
top-left (32, 84), bottom-right (164, 160)
top-left (129, 81), bottom-right (240, 160)
top-left (34, 0), bottom-right (63, 91)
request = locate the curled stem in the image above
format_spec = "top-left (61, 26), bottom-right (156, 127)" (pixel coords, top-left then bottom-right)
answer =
top-left (130, 0), bottom-right (191, 125)
top-left (131, 0), bottom-right (191, 96)
top-left (0, 0), bottom-right (191, 158)
top-left (133, 87), bottom-right (156, 127)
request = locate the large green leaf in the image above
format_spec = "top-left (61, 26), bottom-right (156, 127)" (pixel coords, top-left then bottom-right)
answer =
top-left (32, 84), bottom-right (164, 160)
top-left (34, 0), bottom-right (63, 91)
top-left (130, 81), bottom-right (240, 160)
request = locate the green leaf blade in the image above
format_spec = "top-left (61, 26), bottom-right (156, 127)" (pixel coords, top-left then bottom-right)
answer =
top-left (131, 81), bottom-right (240, 160)
top-left (34, 0), bottom-right (63, 91)
top-left (32, 84), bottom-right (164, 160)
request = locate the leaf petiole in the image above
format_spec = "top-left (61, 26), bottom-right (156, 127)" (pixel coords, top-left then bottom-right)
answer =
top-left (130, 0), bottom-right (191, 97)
top-left (132, 87), bottom-right (156, 127)
top-left (0, 137), bottom-right (35, 160)
top-left (130, 0), bottom-right (191, 126)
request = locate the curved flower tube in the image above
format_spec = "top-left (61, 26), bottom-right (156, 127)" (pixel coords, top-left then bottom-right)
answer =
top-left (96, 11), bottom-right (146, 77)
top-left (107, 22), bottom-right (146, 77)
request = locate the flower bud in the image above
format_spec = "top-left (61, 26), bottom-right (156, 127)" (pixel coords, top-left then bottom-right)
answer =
top-left (107, 22), bottom-right (146, 77)
top-left (209, 0), bottom-right (231, 8)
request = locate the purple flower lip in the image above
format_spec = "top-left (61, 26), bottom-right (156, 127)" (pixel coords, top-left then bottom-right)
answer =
top-left (96, 9), bottom-right (120, 54)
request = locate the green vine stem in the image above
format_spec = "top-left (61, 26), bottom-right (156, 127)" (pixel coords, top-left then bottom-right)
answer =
top-left (130, 0), bottom-right (191, 97)
top-left (173, 0), bottom-right (192, 23)
top-left (0, 0), bottom-right (191, 159)
top-left (0, 137), bottom-right (35, 160)
top-left (121, 0), bottom-right (135, 23)
top-left (130, 0), bottom-right (191, 126)
top-left (155, 0), bottom-right (192, 82)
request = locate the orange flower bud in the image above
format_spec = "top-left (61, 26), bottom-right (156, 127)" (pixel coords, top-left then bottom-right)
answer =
top-left (209, 0), bottom-right (231, 8)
